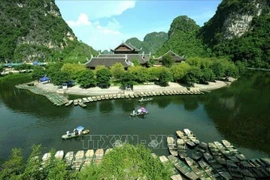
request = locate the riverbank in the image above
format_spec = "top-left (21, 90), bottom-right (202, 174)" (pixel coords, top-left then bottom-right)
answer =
top-left (35, 78), bottom-right (236, 96)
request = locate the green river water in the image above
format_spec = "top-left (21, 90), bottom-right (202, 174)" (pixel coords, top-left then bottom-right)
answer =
top-left (0, 71), bottom-right (269, 161)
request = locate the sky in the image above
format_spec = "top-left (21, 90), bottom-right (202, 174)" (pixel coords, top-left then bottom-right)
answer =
top-left (55, 0), bottom-right (222, 51)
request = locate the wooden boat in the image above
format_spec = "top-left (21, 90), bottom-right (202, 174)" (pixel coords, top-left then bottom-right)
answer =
top-left (168, 155), bottom-right (198, 180)
top-left (64, 151), bottom-right (74, 167)
top-left (191, 142), bottom-right (207, 161)
top-left (130, 111), bottom-right (148, 117)
top-left (138, 97), bottom-right (153, 102)
top-left (185, 157), bottom-right (210, 179)
top-left (105, 148), bottom-right (113, 155)
top-left (198, 159), bottom-right (222, 179)
top-left (176, 138), bottom-right (187, 159)
top-left (183, 128), bottom-right (200, 145)
top-left (130, 107), bottom-right (148, 117)
top-left (214, 141), bottom-right (239, 162)
top-left (79, 102), bottom-right (87, 108)
top-left (65, 100), bottom-right (73, 106)
top-left (62, 128), bottom-right (90, 140)
top-left (94, 149), bottom-right (104, 165)
top-left (261, 158), bottom-right (270, 166)
top-left (72, 150), bottom-right (85, 171)
top-left (226, 160), bottom-right (244, 179)
top-left (208, 142), bottom-right (227, 165)
top-left (221, 140), bottom-right (246, 161)
top-left (55, 150), bottom-right (64, 160)
top-left (82, 97), bottom-right (89, 103)
top-left (167, 136), bottom-right (178, 157)
top-left (203, 152), bottom-right (232, 180)
top-left (176, 130), bottom-right (195, 148)
top-left (73, 99), bottom-right (79, 106)
top-left (159, 155), bottom-right (169, 163)
top-left (42, 152), bottom-right (51, 162)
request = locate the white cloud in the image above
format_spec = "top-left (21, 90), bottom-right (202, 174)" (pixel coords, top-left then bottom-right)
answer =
top-left (66, 14), bottom-right (125, 50)
top-left (88, 1), bottom-right (136, 20)
top-left (67, 13), bottom-right (91, 26)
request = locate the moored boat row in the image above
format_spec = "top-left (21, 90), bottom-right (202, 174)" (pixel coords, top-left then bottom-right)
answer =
top-left (169, 128), bottom-right (270, 180)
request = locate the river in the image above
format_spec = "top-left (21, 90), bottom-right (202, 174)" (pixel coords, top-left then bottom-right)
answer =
top-left (0, 71), bottom-right (269, 161)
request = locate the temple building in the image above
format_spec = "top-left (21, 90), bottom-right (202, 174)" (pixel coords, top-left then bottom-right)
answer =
top-left (85, 42), bottom-right (151, 69)
top-left (152, 50), bottom-right (185, 66)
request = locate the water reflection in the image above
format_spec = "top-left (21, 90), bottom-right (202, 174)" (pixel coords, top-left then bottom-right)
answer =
top-left (204, 72), bottom-right (270, 154)
top-left (0, 83), bottom-right (72, 119)
top-left (182, 96), bottom-right (199, 111)
top-left (98, 100), bottom-right (114, 113)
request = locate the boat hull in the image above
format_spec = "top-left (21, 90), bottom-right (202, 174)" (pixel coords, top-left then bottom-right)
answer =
top-left (62, 129), bottom-right (90, 140)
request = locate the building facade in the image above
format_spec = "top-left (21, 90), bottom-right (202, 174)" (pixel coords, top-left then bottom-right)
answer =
top-left (85, 42), bottom-right (151, 69)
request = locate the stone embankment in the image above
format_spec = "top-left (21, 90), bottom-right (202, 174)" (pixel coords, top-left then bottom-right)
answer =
top-left (16, 79), bottom-right (235, 107)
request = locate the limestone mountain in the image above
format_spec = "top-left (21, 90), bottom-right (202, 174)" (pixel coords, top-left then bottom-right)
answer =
top-left (200, 0), bottom-right (270, 67)
top-left (125, 32), bottom-right (168, 54)
top-left (0, 0), bottom-right (97, 63)
top-left (155, 16), bottom-right (206, 57)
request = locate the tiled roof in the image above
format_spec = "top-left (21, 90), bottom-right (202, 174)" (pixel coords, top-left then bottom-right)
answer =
top-left (98, 54), bottom-right (126, 58)
top-left (154, 50), bottom-right (185, 62)
top-left (126, 54), bottom-right (150, 64)
top-left (85, 53), bottom-right (151, 68)
top-left (113, 42), bottom-right (141, 52)
top-left (85, 57), bottom-right (130, 68)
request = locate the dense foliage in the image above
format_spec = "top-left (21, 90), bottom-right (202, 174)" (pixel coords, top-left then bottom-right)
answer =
top-left (199, 0), bottom-right (270, 68)
top-left (156, 16), bottom-right (207, 58)
top-left (0, 144), bottom-right (173, 179)
top-left (0, 0), bottom-right (97, 63)
top-left (125, 32), bottom-right (168, 54)
top-left (96, 68), bottom-right (112, 88)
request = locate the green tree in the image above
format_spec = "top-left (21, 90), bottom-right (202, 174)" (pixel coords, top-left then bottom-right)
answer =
top-left (224, 63), bottom-right (239, 78)
top-left (210, 61), bottom-right (225, 79)
top-left (147, 57), bottom-right (155, 67)
top-left (235, 61), bottom-right (246, 76)
top-left (147, 67), bottom-right (164, 81)
top-left (77, 70), bottom-right (96, 88)
top-left (94, 65), bottom-right (107, 75)
top-left (22, 144), bottom-right (45, 180)
top-left (170, 63), bottom-right (191, 82)
top-left (162, 54), bottom-right (174, 67)
top-left (110, 62), bottom-right (125, 80)
top-left (46, 63), bottom-right (63, 78)
top-left (120, 71), bottom-right (135, 88)
top-left (0, 148), bottom-right (24, 179)
top-left (14, 64), bottom-right (32, 71)
top-left (158, 68), bottom-right (173, 86)
top-left (200, 68), bottom-right (216, 84)
top-left (61, 63), bottom-right (86, 79)
top-left (0, 66), bottom-right (4, 74)
top-left (128, 66), bottom-right (150, 83)
top-left (50, 71), bottom-right (71, 86)
top-left (183, 67), bottom-right (202, 86)
top-left (83, 144), bottom-right (172, 179)
top-left (132, 58), bottom-right (140, 66)
top-left (32, 66), bottom-right (46, 80)
top-left (96, 68), bottom-right (112, 88)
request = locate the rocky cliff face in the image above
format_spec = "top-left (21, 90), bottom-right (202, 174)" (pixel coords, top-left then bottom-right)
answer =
top-left (200, 0), bottom-right (269, 46)
top-left (200, 0), bottom-right (270, 67)
top-left (0, 0), bottom-right (95, 62)
top-left (222, 1), bottom-right (265, 39)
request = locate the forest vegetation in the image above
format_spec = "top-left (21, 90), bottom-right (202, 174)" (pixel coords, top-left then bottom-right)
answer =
top-left (0, 144), bottom-right (173, 180)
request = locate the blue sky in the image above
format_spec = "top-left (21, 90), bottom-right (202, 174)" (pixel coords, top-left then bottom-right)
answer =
top-left (55, 0), bottom-right (222, 51)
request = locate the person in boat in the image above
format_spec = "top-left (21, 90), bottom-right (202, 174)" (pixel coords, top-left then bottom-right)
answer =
top-left (132, 109), bottom-right (136, 115)
top-left (137, 108), bottom-right (142, 114)
top-left (66, 131), bottom-right (70, 136)
top-left (75, 129), bottom-right (78, 135)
